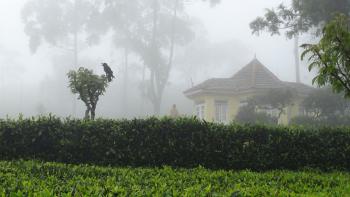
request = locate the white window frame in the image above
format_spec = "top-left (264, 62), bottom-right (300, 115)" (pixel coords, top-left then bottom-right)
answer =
top-left (265, 106), bottom-right (280, 118)
top-left (239, 100), bottom-right (248, 108)
top-left (215, 100), bottom-right (228, 123)
top-left (195, 103), bottom-right (205, 120)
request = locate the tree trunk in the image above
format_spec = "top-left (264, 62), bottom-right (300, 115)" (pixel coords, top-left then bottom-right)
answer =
top-left (148, 0), bottom-right (178, 115)
top-left (84, 107), bottom-right (90, 120)
top-left (152, 0), bottom-right (178, 116)
top-left (167, 0), bottom-right (178, 73)
top-left (73, 32), bottom-right (78, 68)
top-left (294, 35), bottom-right (301, 83)
top-left (140, 64), bottom-right (146, 116)
top-left (122, 47), bottom-right (129, 117)
top-left (91, 104), bottom-right (96, 120)
top-left (72, 31), bottom-right (78, 117)
top-left (72, 0), bottom-right (79, 117)
top-left (73, 0), bottom-right (79, 68)
top-left (153, 99), bottom-right (161, 115)
top-left (150, 0), bottom-right (160, 115)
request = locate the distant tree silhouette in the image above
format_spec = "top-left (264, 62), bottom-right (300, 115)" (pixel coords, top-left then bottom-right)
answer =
top-left (91, 0), bottom-right (195, 115)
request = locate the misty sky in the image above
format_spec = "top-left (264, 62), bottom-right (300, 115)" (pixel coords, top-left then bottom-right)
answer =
top-left (0, 0), bottom-right (315, 117)
top-left (0, 0), bottom-right (309, 82)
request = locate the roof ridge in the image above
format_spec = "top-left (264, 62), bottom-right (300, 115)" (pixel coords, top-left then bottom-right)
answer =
top-left (231, 58), bottom-right (281, 82)
top-left (184, 59), bottom-right (293, 98)
top-left (251, 60), bottom-right (258, 86)
top-left (255, 60), bottom-right (281, 82)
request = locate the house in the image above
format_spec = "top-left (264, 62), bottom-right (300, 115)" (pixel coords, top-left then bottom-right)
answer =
top-left (183, 58), bottom-right (314, 124)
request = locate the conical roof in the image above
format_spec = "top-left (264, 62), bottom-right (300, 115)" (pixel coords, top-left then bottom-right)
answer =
top-left (230, 58), bottom-right (284, 90)
top-left (184, 58), bottom-right (313, 98)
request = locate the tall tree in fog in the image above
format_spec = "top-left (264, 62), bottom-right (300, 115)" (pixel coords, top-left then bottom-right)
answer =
top-left (89, 0), bottom-right (142, 116)
top-left (139, 0), bottom-right (193, 114)
top-left (95, 0), bottom-right (194, 115)
top-left (138, 0), bottom-right (218, 114)
top-left (250, 0), bottom-right (350, 83)
top-left (21, 0), bottom-right (98, 67)
top-left (75, 0), bottom-right (214, 115)
top-left (250, 2), bottom-right (310, 83)
top-left (22, 0), bottom-right (100, 116)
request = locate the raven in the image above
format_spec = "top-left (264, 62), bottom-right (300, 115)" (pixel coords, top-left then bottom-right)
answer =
top-left (101, 63), bottom-right (115, 82)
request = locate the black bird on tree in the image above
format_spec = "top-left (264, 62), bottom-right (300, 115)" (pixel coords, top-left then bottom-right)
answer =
top-left (101, 63), bottom-right (115, 82)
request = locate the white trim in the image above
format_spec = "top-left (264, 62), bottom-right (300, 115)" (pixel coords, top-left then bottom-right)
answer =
top-left (195, 103), bottom-right (205, 120)
top-left (215, 100), bottom-right (228, 123)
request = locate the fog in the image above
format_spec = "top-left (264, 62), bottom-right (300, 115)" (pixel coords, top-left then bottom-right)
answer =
top-left (0, 0), bottom-right (316, 119)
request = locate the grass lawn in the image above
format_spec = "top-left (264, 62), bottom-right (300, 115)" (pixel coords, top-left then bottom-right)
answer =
top-left (0, 160), bottom-right (349, 196)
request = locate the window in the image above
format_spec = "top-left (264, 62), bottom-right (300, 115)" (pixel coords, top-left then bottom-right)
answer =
top-left (258, 105), bottom-right (279, 118)
top-left (239, 100), bottom-right (248, 108)
top-left (215, 101), bottom-right (228, 123)
top-left (298, 105), bottom-right (306, 116)
top-left (196, 103), bottom-right (205, 119)
top-left (265, 106), bottom-right (279, 117)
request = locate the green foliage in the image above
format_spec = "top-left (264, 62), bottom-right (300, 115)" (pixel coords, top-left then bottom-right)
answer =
top-left (254, 88), bottom-right (296, 118)
top-left (235, 106), bottom-right (278, 125)
top-left (250, 0), bottom-right (350, 38)
top-left (292, 88), bottom-right (350, 126)
top-left (1, 116), bottom-right (350, 171)
top-left (250, 3), bottom-right (309, 39)
top-left (302, 88), bottom-right (350, 118)
top-left (291, 115), bottom-right (350, 127)
top-left (301, 14), bottom-right (350, 97)
top-left (67, 67), bottom-right (110, 120)
top-left (21, 0), bottom-right (96, 53)
top-left (297, 0), bottom-right (350, 27)
top-left (290, 115), bottom-right (321, 126)
top-left (0, 160), bottom-right (349, 196)
top-left (235, 88), bottom-right (295, 124)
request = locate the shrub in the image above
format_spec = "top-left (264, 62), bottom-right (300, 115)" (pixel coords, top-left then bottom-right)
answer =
top-left (235, 106), bottom-right (278, 125)
top-left (290, 116), bottom-right (322, 126)
top-left (290, 115), bottom-right (350, 127)
top-left (0, 116), bottom-right (350, 170)
top-left (1, 160), bottom-right (350, 196)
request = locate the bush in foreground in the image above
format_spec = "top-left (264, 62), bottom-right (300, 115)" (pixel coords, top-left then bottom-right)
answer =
top-left (290, 115), bottom-right (350, 127)
top-left (1, 160), bottom-right (349, 196)
top-left (0, 116), bottom-right (350, 170)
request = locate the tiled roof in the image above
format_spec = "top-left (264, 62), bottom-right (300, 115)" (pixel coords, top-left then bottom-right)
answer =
top-left (229, 58), bottom-right (284, 90)
top-left (184, 58), bottom-right (314, 97)
top-left (283, 81), bottom-right (315, 95)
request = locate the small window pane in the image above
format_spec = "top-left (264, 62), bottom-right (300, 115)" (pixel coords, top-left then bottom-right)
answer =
top-left (196, 104), bottom-right (205, 119)
top-left (215, 101), bottom-right (228, 123)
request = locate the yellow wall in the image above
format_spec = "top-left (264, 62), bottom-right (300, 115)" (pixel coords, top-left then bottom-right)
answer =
top-left (193, 93), bottom-right (303, 125)
top-left (278, 98), bottom-right (303, 125)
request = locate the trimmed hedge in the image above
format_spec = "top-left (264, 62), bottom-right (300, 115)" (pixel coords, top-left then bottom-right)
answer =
top-left (290, 115), bottom-right (350, 127)
top-left (0, 116), bottom-right (350, 170)
top-left (2, 160), bottom-right (350, 196)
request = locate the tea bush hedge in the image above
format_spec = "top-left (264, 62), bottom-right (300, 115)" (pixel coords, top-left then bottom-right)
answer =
top-left (1, 160), bottom-right (350, 196)
top-left (0, 116), bottom-right (349, 170)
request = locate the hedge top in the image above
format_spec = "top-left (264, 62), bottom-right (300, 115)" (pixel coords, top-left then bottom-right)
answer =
top-left (0, 116), bottom-right (349, 171)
